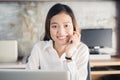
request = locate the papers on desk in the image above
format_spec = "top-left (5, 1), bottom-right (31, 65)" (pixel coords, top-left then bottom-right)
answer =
top-left (90, 54), bottom-right (111, 60)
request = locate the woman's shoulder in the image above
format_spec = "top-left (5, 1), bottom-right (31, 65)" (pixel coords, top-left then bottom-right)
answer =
top-left (78, 42), bottom-right (89, 50)
top-left (76, 42), bottom-right (89, 55)
top-left (33, 40), bottom-right (52, 49)
top-left (76, 42), bottom-right (89, 59)
top-left (35, 41), bottom-right (49, 46)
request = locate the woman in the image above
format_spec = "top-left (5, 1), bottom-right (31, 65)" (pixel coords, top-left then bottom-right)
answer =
top-left (26, 3), bottom-right (89, 80)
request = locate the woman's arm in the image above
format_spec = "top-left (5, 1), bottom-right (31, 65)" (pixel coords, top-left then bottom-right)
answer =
top-left (26, 44), bottom-right (40, 70)
top-left (64, 43), bottom-right (89, 80)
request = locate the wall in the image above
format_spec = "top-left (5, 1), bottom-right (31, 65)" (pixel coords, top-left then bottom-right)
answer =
top-left (0, 1), bottom-right (117, 57)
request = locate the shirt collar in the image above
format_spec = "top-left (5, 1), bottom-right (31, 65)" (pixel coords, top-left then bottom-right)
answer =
top-left (43, 40), bottom-right (54, 50)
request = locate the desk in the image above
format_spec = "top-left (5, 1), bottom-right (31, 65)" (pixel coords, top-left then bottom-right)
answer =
top-left (90, 57), bottom-right (120, 80)
top-left (0, 62), bottom-right (26, 69)
top-left (91, 57), bottom-right (120, 67)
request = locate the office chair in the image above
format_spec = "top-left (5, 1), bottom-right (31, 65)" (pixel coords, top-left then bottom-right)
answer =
top-left (87, 61), bottom-right (91, 80)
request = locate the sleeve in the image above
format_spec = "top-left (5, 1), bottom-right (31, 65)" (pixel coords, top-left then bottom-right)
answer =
top-left (63, 43), bottom-right (89, 80)
top-left (26, 44), bottom-right (40, 70)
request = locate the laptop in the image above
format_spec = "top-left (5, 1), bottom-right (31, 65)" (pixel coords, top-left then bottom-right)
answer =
top-left (0, 69), bottom-right (70, 80)
top-left (0, 40), bottom-right (18, 63)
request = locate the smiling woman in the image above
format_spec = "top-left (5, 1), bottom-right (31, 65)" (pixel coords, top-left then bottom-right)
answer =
top-left (26, 3), bottom-right (89, 80)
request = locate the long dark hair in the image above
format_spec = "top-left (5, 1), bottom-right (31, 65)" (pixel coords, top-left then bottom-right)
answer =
top-left (43, 3), bottom-right (79, 41)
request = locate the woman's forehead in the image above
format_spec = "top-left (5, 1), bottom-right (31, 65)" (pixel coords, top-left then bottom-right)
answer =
top-left (50, 12), bottom-right (72, 24)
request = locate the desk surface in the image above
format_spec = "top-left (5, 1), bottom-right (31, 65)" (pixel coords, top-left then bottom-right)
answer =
top-left (90, 57), bottom-right (120, 75)
top-left (90, 57), bottom-right (120, 67)
top-left (91, 70), bottom-right (120, 75)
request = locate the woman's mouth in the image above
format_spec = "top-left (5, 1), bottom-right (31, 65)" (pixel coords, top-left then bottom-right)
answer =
top-left (57, 36), bottom-right (66, 40)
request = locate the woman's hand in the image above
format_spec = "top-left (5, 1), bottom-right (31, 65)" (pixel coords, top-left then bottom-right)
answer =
top-left (65, 31), bottom-right (81, 57)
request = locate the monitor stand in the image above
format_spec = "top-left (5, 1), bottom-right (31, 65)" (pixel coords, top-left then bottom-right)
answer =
top-left (90, 47), bottom-right (100, 54)
top-left (90, 49), bottom-right (99, 54)
top-left (89, 47), bottom-right (111, 60)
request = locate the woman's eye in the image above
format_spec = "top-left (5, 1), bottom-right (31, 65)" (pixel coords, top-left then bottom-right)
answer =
top-left (65, 25), bottom-right (69, 27)
top-left (51, 25), bottom-right (57, 28)
top-left (65, 24), bottom-right (70, 28)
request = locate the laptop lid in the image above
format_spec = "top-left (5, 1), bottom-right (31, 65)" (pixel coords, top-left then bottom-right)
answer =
top-left (0, 40), bottom-right (18, 62)
top-left (0, 69), bottom-right (70, 80)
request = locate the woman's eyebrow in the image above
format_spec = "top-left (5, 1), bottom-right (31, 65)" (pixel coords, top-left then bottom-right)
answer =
top-left (64, 21), bottom-right (71, 23)
top-left (50, 22), bottom-right (58, 25)
top-left (50, 21), bottom-right (71, 24)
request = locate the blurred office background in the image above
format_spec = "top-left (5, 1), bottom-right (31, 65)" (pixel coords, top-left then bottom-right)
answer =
top-left (0, 1), bottom-right (118, 57)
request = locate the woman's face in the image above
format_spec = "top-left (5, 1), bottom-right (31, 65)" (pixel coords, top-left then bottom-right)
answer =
top-left (50, 12), bottom-right (74, 46)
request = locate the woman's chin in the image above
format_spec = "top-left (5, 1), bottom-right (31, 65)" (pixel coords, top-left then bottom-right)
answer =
top-left (59, 41), bottom-right (67, 45)
top-left (56, 39), bottom-right (68, 45)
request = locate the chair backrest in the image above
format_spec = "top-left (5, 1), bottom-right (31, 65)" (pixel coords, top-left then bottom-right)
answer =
top-left (87, 61), bottom-right (91, 80)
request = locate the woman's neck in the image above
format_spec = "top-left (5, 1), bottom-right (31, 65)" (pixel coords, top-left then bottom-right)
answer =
top-left (53, 43), bottom-right (66, 57)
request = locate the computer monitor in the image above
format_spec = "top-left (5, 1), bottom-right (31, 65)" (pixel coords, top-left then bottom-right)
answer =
top-left (0, 40), bottom-right (18, 62)
top-left (81, 28), bottom-right (112, 54)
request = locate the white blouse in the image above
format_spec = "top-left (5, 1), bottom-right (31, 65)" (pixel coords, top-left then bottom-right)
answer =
top-left (26, 40), bottom-right (89, 80)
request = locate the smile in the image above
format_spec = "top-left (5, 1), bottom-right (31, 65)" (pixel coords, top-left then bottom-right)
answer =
top-left (57, 36), bottom-right (66, 40)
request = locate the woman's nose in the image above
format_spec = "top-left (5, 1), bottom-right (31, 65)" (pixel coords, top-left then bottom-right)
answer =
top-left (57, 27), bottom-right (66, 35)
